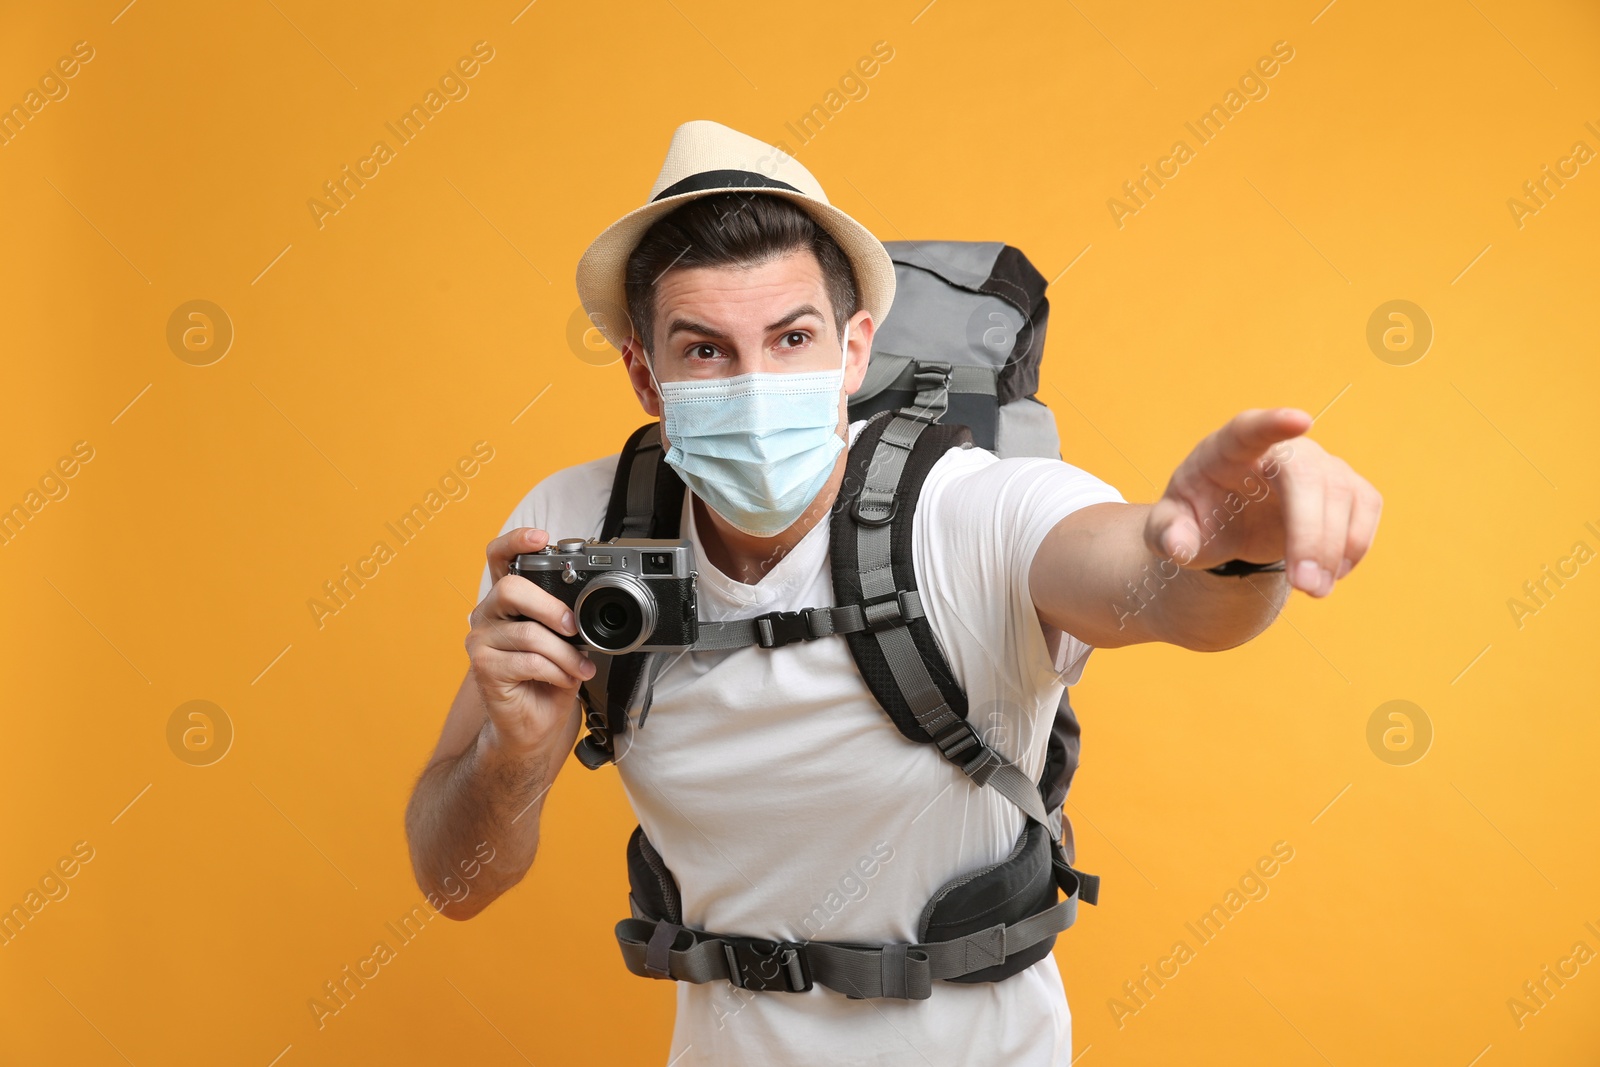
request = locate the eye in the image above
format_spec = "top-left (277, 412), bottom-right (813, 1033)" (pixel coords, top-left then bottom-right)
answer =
top-left (777, 330), bottom-right (810, 349)
top-left (687, 343), bottom-right (720, 360)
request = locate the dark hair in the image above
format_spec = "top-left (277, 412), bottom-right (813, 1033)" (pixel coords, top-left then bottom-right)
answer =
top-left (623, 192), bottom-right (860, 352)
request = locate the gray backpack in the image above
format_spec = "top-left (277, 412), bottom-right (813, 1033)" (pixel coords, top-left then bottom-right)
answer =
top-left (575, 241), bottom-right (1099, 1000)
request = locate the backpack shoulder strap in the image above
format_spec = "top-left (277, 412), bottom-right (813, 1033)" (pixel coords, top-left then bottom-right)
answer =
top-left (574, 422), bottom-right (685, 769)
top-left (830, 410), bottom-right (1053, 831)
top-left (602, 422), bottom-right (686, 541)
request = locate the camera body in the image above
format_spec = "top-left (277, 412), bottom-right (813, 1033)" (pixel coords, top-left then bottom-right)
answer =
top-left (510, 538), bottom-right (698, 655)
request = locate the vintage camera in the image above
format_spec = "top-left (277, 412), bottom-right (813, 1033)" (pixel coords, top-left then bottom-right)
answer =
top-left (510, 538), bottom-right (698, 655)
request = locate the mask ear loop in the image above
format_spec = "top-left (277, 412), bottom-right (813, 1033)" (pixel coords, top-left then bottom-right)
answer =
top-left (639, 340), bottom-right (667, 411)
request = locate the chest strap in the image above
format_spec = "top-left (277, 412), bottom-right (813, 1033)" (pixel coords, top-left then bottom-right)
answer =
top-left (691, 590), bottom-right (924, 651)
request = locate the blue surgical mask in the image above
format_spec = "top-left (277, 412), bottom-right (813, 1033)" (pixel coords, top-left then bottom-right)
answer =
top-left (644, 324), bottom-right (850, 538)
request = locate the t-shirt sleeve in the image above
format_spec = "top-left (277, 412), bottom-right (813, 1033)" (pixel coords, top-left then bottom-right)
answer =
top-left (468, 453), bottom-right (619, 627)
top-left (914, 448), bottom-right (1127, 705)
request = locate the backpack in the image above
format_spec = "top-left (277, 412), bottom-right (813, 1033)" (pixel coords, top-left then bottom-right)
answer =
top-left (572, 241), bottom-right (1099, 1000)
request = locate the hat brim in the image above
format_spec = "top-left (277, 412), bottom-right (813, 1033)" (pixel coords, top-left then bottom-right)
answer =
top-left (575, 186), bottom-right (897, 353)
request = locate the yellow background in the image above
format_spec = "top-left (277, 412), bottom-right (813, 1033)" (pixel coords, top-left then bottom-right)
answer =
top-left (2, 0), bottom-right (1597, 1063)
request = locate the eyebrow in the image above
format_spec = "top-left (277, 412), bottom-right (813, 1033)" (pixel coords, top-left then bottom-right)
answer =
top-left (764, 304), bottom-right (825, 333)
top-left (664, 304), bottom-right (827, 342)
top-left (665, 317), bottom-right (730, 342)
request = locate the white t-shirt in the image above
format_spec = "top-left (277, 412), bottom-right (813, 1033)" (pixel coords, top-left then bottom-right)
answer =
top-left (476, 419), bottom-right (1126, 1066)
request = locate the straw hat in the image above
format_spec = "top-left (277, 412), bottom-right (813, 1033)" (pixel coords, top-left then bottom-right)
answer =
top-left (575, 119), bottom-right (896, 351)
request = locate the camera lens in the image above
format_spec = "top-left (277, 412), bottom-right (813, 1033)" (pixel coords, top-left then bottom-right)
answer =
top-left (581, 590), bottom-right (641, 648)
top-left (574, 572), bottom-right (658, 655)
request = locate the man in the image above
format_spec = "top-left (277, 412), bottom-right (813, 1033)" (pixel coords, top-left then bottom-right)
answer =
top-left (404, 120), bottom-right (1381, 1064)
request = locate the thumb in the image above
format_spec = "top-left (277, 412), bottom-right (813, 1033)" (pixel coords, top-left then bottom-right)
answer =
top-left (1146, 496), bottom-right (1202, 566)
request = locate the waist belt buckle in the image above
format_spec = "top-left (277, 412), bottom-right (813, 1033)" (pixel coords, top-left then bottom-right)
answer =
top-left (723, 937), bottom-right (813, 993)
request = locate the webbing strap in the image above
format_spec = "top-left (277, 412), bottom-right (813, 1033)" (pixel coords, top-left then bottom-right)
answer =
top-left (908, 362), bottom-right (951, 423)
top-left (948, 364), bottom-right (1000, 395)
top-left (854, 413), bottom-right (1054, 831)
top-left (621, 426), bottom-right (665, 538)
top-left (981, 761), bottom-right (1055, 831)
top-left (691, 592), bottom-right (925, 652)
top-left (614, 898), bottom-right (1077, 1001)
top-left (855, 351), bottom-right (912, 402)
top-left (584, 650), bottom-right (616, 718)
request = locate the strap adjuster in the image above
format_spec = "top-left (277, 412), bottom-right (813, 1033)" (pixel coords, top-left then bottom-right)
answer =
top-left (861, 590), bottom-right (922, 634)
top-left (931, 719), bottom-right (1002, 786)
top-left (721, 937), bottom-right (813, 992)
top-left (755, 610), bottom-right (811, 649)
top-left (933, 717), bottom-right (982, 760)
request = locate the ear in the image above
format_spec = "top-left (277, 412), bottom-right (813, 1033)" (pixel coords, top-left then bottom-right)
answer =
top-left (843, 310), bottom-right (875, 396)
top-left (619, 337), bottom-right (662, 419)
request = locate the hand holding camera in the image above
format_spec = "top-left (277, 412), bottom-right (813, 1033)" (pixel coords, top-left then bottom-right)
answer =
top-left (464, 527), bottom-right (600, 758)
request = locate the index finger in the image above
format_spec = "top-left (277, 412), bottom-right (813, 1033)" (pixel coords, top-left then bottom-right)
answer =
top-left (1210, 407), bottom-right (1314, 466)
top-left (485, 527), bottom-right (550, 585)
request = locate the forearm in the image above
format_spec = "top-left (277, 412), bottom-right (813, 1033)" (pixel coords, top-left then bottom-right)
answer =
top-left (1132, 550), bottom-right (1290, 652)
top-left (404, 719), bottom-right (560, 919)
top-left (1034, 502), bottom-right (1291, 652)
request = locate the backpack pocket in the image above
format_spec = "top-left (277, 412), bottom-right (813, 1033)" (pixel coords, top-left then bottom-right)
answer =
top-left (626, 824), bottom-right (683, 925)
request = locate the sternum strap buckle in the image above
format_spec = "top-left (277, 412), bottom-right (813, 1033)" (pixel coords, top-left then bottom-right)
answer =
top-left (755, 610), bottom-right (811, 649)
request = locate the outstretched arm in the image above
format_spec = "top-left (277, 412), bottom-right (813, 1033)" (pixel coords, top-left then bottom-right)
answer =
top-left (1029, 408), bottom-right (1382, 652)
